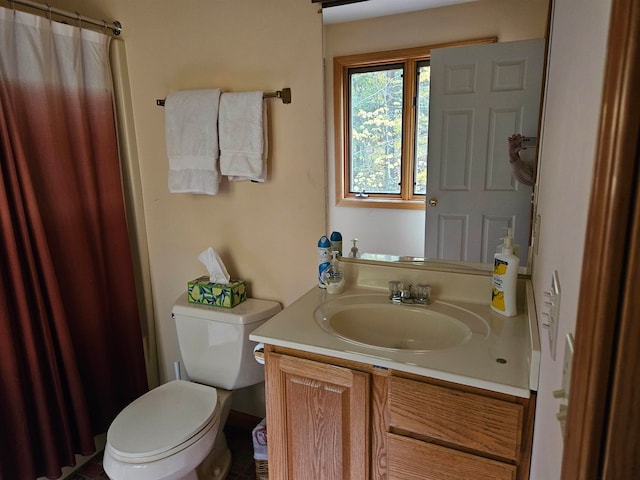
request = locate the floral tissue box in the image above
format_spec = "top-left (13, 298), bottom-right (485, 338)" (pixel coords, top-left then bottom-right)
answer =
top-left (187, 276), bottom-right (247, 308)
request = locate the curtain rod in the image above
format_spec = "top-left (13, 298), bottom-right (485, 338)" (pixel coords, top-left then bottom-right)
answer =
top-left (156, 88), bottom-right (292, 106)
top-left (9, 0), bottom-right (122, 35)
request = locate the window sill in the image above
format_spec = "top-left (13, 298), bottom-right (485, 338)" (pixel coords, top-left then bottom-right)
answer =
top-left (337, 198), bottom-right (425, 210)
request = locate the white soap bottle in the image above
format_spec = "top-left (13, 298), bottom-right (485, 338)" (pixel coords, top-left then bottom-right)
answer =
top-left (491, 232), bottom-right (519, 317)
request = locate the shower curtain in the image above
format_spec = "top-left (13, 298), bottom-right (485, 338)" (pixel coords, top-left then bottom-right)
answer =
top-left (0, 7), bottom-right (148, 479)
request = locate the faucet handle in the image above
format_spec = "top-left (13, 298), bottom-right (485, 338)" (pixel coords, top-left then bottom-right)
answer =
top-left (414, 283), bottom-right (432, 304)
top-left (388, 280), bottom-right (402, 303)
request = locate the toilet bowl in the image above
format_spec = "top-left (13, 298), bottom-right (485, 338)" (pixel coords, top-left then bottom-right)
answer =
top-left (103, 295), bottom-right (281, 480)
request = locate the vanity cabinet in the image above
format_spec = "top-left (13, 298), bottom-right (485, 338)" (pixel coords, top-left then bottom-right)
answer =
top-left (265, 346), bottom-right (535, 480)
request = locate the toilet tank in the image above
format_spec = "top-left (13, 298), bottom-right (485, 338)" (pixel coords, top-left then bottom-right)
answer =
top-left (172, 293), bottom-right (281, 390)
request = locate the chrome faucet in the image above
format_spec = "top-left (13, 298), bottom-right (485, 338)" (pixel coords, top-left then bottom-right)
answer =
top-left (388, 281), bottom-right (431, 305)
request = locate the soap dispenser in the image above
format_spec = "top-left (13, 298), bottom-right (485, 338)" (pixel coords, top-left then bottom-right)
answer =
top-left (349, 238), bottom-right (359, 258)
top-left (323, 250), bottom-right (345, 294)
top-left (496, 228), bottom-right (520, 258)
top-left (491, 230), bottom-right (519, 317)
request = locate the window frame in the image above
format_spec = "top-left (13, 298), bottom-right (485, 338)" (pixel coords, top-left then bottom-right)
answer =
top-left (333, 38), bottom-right (497, 210)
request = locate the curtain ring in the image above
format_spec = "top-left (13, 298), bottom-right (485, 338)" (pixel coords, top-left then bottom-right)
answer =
top-left (102, 20), bottom-right (108, 33)
top-left (45, 3), bottom-right (52, 20)
top-left (75, 11), bottom-right (82, 28)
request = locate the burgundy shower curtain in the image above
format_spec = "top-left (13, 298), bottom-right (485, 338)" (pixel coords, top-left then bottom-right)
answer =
top-left (0, 8), bottom-right (147, 479)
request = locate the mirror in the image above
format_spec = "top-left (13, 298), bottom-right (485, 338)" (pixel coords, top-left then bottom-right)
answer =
top-left (322, 0), bottom-right (550, 273)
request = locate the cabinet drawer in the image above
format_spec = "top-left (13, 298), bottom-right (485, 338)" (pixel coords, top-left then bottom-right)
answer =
top-left (388, 433), bottom-right (516, 480)
top-left (389, 376), bottom-right (524, 460)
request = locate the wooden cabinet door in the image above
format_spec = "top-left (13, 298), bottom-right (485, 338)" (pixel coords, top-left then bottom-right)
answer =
top-left (265, 352), bottom-right (370, 480)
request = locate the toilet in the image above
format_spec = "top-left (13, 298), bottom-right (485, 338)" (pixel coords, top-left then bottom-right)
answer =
top-left (103, 293), bottom-right (281, 480)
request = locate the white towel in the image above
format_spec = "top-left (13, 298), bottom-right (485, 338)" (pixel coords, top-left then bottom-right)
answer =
top-left (219, 92), bottom-right (268, 182)
top-left (165, 89), bottom-right (222, 194)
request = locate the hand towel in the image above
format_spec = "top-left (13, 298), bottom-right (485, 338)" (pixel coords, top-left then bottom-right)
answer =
top-left (219, 91), bottom-right (268, 182)
top-left (165, 89), bottom-right (222, 194)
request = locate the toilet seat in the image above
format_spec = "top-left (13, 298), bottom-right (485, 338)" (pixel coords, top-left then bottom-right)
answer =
top-left (107, 380), bottom-right (219, 463)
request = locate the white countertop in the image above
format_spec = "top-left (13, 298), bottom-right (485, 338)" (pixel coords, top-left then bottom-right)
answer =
top-left (251, 281), bottom-right (540, 398)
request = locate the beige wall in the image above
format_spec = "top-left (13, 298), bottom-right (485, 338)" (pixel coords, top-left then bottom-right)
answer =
top-left (530, 0), bottom-right (612, 477)
top-left (324, 0), bottom-right (549, 257)
top-left (43, 0), bottom-right (326, 391)
top-left (325, 0), bottom-right (549, 56)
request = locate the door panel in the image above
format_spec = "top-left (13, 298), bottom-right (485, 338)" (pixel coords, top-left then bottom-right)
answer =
top-left (487, 108), bottom-right (523, 191)
top-left (441, 110), bottom-right (473, 190)
top-left (437, 214), bottom-right (469, 259)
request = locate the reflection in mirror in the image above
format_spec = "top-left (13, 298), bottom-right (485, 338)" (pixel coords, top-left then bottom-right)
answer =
top-left (323, 0), bottom-right (550, 273)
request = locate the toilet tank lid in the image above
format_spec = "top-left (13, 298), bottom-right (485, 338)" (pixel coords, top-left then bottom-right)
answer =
top-left (172, 293), bottom-right (281, 324)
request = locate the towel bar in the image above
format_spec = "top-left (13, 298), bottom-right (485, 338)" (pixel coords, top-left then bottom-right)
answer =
top-left (156, 88), bottom-right (291, 106)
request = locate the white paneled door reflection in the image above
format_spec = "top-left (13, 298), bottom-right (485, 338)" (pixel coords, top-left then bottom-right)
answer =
top-left (425, 38), bottom-right (545, 266)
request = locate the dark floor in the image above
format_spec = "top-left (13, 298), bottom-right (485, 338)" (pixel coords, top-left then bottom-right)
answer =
top-left (68, 424), bottom-right (258, 480)
top-left (224, 424), bottom-right (258, 480)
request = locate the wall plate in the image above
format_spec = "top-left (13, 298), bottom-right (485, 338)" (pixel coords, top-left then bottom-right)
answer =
top-left (554, 333), bottom-right (574, 438)
top-left (562, 333), bottom-right (574, 395)
top-left (543, 270), bottom-right (561, 359)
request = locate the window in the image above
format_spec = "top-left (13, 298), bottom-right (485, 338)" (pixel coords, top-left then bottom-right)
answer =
top-left (333, 40), bottom-right (494, 209)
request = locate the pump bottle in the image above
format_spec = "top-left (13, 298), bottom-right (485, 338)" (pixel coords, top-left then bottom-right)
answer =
top-left (491, 231), bottom-right (519, 316)
top-left (323, 250), bottom-right (345, 294)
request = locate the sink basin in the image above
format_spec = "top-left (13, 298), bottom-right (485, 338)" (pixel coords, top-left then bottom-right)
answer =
top-left (314, 293), bottom-right (489, 352)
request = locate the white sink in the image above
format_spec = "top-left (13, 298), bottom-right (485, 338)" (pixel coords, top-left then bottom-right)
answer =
top-left (314, 293), bottom-right (489, 352)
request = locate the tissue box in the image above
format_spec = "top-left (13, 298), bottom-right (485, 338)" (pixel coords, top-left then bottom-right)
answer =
top-left (187, 276), bottom-right (247, 308)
